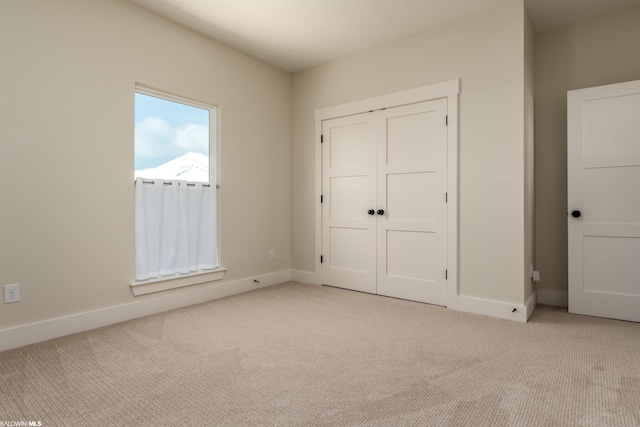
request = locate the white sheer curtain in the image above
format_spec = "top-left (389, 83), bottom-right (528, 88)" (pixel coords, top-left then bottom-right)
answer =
top-left (135, 178), bottom-right (218, 281)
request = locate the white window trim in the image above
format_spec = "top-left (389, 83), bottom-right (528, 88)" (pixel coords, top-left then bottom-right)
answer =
top-left (130, 268), bottom-right (227, 296)
top-left (132, 83), bottom-right (224, 296)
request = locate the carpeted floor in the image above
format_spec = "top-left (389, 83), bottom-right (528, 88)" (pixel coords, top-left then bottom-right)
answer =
top-left (1, 281), bottom-right (639, 426)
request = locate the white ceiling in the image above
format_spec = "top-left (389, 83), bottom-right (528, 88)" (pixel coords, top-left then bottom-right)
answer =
top-left (131, 0), bottom-right (640, 73)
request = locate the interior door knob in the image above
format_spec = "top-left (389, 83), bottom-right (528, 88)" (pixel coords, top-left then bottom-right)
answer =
top-left (571, 210), bottom-right (581, 218)
top-left (368, 209), bottom-right (375, 215)
top-left (377, 209), bottom-right (385, 215)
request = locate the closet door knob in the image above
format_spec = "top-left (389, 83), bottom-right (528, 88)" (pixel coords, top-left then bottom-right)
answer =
top-left (571, 210), bottom-right (581, 218)
top-left (368, 209), bottom-right (375, 215)
top-left (377, 209), bottom-right (385, 215)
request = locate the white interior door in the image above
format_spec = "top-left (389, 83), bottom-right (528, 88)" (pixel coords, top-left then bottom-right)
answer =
top-left (568, 80), bottom-right (640, 322)
top-left (322, 113), bottom-right (377, 294)
top-left (377, 100), bottom-right (448, 305)
top-left (322, 99), bottom-right (448, 305)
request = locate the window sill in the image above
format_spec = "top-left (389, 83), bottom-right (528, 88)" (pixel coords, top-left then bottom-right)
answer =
top-left (130, 268), bottom-right (227, 296)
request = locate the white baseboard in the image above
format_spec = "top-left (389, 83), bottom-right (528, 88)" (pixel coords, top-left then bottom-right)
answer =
top-left (247, 269), bottom-right (293, 289)
top-left (448, 294), bottom-right (530, 323)
top-left (295, 270), bottom-right (536, 323)
top-left (0, 270), bottom-right (292, 352)
top-left (525, 290), bottom-right (538, 321)
top-left (291, 270), bottom-right (320, 285)
top-left (536, 288), bottom-right (568, 307)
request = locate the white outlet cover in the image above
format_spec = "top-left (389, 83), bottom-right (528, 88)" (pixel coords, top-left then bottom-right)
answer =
top-left (4, 283), bottom-right (20, 303)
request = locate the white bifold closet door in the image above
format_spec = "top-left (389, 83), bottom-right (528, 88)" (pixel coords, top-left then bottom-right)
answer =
top-left (322, 99), bottom-right (448, 305)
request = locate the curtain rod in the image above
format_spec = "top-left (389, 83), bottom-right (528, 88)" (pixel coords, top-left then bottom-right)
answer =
top-left (136, 180), bottom-right (219, 188)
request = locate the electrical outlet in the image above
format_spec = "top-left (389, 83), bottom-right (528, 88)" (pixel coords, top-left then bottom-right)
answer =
top-left (268, 249), bottom-right (275, 260)
top-left (4, 283), bottom-right (20, 304)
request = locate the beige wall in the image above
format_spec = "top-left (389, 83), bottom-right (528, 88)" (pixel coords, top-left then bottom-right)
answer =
top-left (535, 6), bottom-right (640, 306)
top-left (524, 10), bottom-right (535, 303)
top-left (0, 0), bottom-right (291, 328)
top-left (292, 1), bottom-right (529, 305)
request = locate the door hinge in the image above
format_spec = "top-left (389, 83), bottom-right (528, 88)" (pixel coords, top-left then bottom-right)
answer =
top-left (321, 195), bottom-right (323, 203)
top-left (320, 255), bottom-right (323, 264)
top-left (321, 135), bottom-right (324, 143)
top-left (445, 192), bottom-right (448, 203)
top-left (445, 270), bottom-right (448, 280)
top-left (445, 115), bottom-right (448, 126)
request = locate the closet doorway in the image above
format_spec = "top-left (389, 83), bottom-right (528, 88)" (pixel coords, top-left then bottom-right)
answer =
top-left (316, 81), bottom-right (459, 306)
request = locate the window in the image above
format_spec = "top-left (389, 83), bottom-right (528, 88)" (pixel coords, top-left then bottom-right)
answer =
top-left (134, 89), bottom-right (213, 183)
top-left (132, 86), bottom-right (223, 296)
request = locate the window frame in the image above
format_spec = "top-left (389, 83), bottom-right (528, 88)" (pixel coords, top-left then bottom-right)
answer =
top-left (134, 84), bottom-right (218, 185)
top-left (131, 84), bottom-right (224, 296)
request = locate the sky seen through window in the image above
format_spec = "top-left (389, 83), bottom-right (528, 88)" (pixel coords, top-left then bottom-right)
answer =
top-left (134, 92), bottom-right (210, 180)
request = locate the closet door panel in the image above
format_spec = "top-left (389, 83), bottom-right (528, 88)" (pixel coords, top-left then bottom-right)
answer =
top-left (377, 99), bottom-right (448, 305)
top-left (322, 114), bottom-right (377, 294)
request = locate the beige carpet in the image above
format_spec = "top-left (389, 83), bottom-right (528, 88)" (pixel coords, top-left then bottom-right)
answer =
top-left (1, 282), bottom-right (639, 426)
